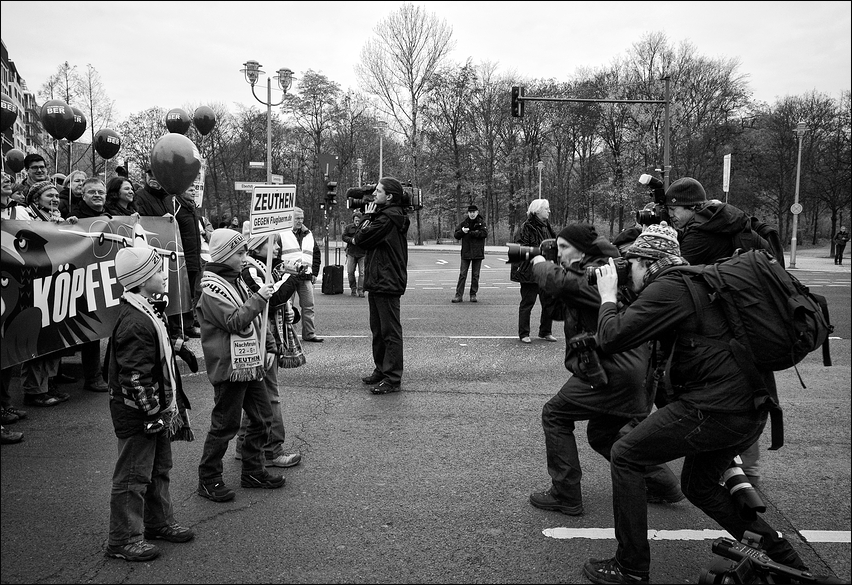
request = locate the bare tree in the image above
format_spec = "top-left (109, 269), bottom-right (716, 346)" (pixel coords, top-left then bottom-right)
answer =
top-left (77, 64), bottom-right (116, 174)
top-left (356, 2), bottom-right (455, 196)
top-left (116, 107), bottom-right (167, 183)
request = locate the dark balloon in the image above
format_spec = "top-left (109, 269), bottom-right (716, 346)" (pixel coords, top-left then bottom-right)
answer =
top-left (193, 105), bottom-right (217, 136)
top-left (40, 99), bottom-right (75, 140)
top-left (5, 148), bottom-right (25, 173)
top-left (1, 93), bottom-right (18, 133)
top-left (94, 129), bottom-right (121, 159)
top-left (165, 108), bottom-right (192, 134)
top-left (66, 107), bottom-right (87, 142)
top-left (150, 133), bottom-right (202, 195)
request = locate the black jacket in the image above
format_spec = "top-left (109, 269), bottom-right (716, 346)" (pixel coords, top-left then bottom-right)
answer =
top-left (510, 215), bottom-right (556, 283)
top-left (454, 215), bottom-right (488, 260)
top-left (70, 200), bottom-right (112, 219)
top-left (135, 184), bottom-right (175, 217)
top-left (342, 222), bottom-right (367, 258)
top-left (354, 203), bottom-right (410, 295)
top-left (174, 195), bottom-right (202, 273)
top-left (679, 202), bottom-right (771, 265)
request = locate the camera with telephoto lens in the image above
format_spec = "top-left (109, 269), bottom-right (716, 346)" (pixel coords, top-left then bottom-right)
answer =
top-left (507, 238), bottom-right (558, 264)
top-left (635, 173), bottom-right (671, 226)
top-left (698, 531), bottom-right (843, 584)
top-left (722, 456), bottom-right (765, 521)
top-left (567, 332), bottom-right (608, 388)
top-left (585, 257), bottom-right (631, 287)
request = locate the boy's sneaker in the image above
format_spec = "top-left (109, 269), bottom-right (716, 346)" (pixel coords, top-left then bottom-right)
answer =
top-left (266, 453), bottom-right (302, 468)
top-left (241, 470), bottom-right (286, 489)
top-left (5, 406), bottom-right (27, 420)
top-left (105, 540), bottom-right (161, 562)
top-left (198, 481), bottom-right (236, 502)
top-left (583, 557), bottom-right (649, 584)
top-left (529, 487), bottom-right (584, 515)
top-left (144, 522), bottom-right (195, 543)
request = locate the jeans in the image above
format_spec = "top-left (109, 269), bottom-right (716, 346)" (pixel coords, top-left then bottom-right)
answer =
top-left (455, 258), bottom-right (482, 297)
top-left (542, 388), bottom-right (680, 505)
top-left (368, 293), bottom-right (403, 385)
top-left (610, 400), bottom-right (804, 574)
top-left (198, 378), bottom-right (272, 483)
top-left (237, 364), bottom-right (286, 460)
top-left (518, 282), bottom-right (552, 339)
top-left (293, 277), bottom-right (317, 338)
top-left (835, 244), bottom-right (846, 264)
top-left (108, 430), bottom-right (174, 546)
top-left (347, 255), bottom-right (365, 294)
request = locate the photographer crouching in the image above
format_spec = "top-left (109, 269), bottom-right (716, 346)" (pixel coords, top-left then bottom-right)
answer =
top-left (525, 224), bottom-right (682, 517)
top-left (582, 223), bottom-right (806, 584)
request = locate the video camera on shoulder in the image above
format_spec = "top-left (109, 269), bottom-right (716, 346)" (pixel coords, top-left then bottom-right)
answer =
top-left (699, 531), bottom-right (842, 584)
top-left (507, 238), bottom-right (558, 263)
top-left (346, 185), bottom-right (377, 211)
top-left (635, 173), bottom-right (671, 226)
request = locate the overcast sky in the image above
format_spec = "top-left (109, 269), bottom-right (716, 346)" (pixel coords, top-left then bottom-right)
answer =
top-left (1, 1), bottom-right (849, 123)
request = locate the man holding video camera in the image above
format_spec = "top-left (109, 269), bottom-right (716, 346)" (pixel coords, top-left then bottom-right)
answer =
top-left (582, 223), bottom-right (806, 584)
top-left (526, 224), bottom-right (682, 517)
top-left (353, 177), bottom-right (411, 395)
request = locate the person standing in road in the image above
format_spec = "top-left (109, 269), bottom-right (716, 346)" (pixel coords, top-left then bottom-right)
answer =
top-left (510, 199), bottom-right (558, 344)
top-left (105, 246), bottom-right (195, 562)
top-left (280, 207), bottom-right (324, 342)
top-left (342, 212), bottom-right (367, 297)
top-left (834, 226), bottom-right (849, 265)
top-left (452, 204), bottom-right (488, 303)
top-left (354, 177), bottom-right (411, 395)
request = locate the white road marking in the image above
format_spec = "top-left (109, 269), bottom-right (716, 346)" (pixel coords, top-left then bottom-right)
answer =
top-left (436, 259), bottom-right (448, 265)
top-left (543, 528), bottom-right (851, 543)
top-left (801, 531), bottom-right (852, 543)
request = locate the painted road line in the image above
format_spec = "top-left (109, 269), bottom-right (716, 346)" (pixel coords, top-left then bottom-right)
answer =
top-left (436, 259), bottom-right (449, 264)
top-left (543, 528), bottom-right (852, 543)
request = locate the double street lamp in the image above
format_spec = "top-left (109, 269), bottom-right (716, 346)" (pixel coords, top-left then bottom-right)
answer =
top-left (241, 60), bottom-right (294, 184)
top-left (789, 121), bottom-right (808, 269)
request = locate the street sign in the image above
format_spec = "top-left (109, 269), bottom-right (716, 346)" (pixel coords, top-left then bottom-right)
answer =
top-left (723, 153), bottom-right (731, 193)
top-left (318, 153), bottom-right (338, 178)
top-left (235, 181), bottom-right (273, 192)
top-left (271, 174), bottom-right (284, 184)
top-left (249, 161), bottom-right (265, 168)
top-left (791, 203), bottom-right (803, 215)
top-left (249, 184), bottom-right (297, 235)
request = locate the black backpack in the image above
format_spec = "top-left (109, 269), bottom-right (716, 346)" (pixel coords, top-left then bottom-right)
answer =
top-left (733, 216), bottom-right (785, 268)
top-left (664, 249), bottom-right (833, 449)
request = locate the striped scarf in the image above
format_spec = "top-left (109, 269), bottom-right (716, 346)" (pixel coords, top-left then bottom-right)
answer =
top-left (644, 255), bottom-right (690, 286)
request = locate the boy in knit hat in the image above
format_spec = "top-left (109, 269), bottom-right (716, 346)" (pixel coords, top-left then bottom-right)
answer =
top-left (105, 246), bottom-right (195, 562)
top-left (196, 229), bottom-right (285, 502)
top-left (582, 223), bottom-right (806, 584)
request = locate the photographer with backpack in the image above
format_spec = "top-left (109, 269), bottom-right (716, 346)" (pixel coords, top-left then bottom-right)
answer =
top-left (580, 223), bottom-right (808, 585)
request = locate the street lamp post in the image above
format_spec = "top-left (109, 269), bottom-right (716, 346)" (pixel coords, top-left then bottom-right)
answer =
top-left (241, 60), bottom-right (293, 184)
top-left (789, 121), bottom-right (808, 269)
top-left (356, 157), bottom-right (363, 188)
top-left (375, 121), bottom-right (387, 178)
top-left (537, 160), bottom-right (544, 198)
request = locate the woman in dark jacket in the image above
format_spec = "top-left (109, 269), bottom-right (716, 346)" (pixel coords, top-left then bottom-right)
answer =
top-left (510, 198), bottom-right (557, 343)
top-left (104, 177), bottom-right (139, 216)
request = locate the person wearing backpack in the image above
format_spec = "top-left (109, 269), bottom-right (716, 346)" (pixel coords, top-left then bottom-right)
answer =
top-left (580, 223), bottom-right (808, 585)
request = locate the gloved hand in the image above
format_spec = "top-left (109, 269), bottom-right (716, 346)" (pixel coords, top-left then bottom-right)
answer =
top-left (177, 345), bottom-right (199, 373)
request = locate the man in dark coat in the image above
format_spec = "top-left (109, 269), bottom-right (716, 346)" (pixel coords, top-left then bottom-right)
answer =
top-left (341, 212), bottom-right (367, 297)
top-left (451, 204), bottom-right (488, 303)
top-left (353, 177), bottom-right (410, 395)
top-left (527, 224), bottom-right (682, 517)
top-left (834, 226), bottom-right (849, 265)
top-left (582, 223), bottom-right (806, 584)
top-left (134, 170), bottom-right (174, 218)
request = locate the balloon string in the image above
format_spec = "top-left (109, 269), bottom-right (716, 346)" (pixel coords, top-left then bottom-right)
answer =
top-left (172, 197), bottom-right (185, 336)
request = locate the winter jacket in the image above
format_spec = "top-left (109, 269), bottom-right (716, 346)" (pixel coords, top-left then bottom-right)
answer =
top-left (70, 200), bottom-right (112, 219)
top-left (196, 263), bottom-right (275, 385)
top-left (104, 200), bottom-right (139, 216)
top-left (835, 231), bottom-right (850, 246)
top-left (342, 222), bottom-right (367, 258)
top-left (510, 215), bottom-right (556, 283)
top-left (454, 215), bottom-right (488, 260)
top-left (532, 236), bottom-right (651, 417)
top-left (58, 186), bottom-right (81, 219)
top-left (134, 184), bottom-right (175, 217)
top-left (174, 194), bottom-right (202, 273)
top-left (679, 201), bottom-right (770, 265)
top-left (353, 202), bottom-right (410, 295)
top-left (596, 271), bottom-right (756, 413)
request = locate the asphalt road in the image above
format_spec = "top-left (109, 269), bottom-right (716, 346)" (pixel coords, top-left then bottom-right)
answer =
top-left (1, 247), bottom-right (849, 584)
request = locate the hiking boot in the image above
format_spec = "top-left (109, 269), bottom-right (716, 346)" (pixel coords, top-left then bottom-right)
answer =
top-left (144, 522), bottom-right (195, 543)
top-left (451, 295), bottom-right (463, 303)
top-left (362, 372), bottom-right (384, 385)
top-left (1, 408), bottom-right (19, 425)
top-left (370, 380), bottom-right (401, 395)
top-left (198, 480), bottom-right (236, 502)
top-left (266, 453), bottom-right (302, 468)
top-left (105, 540), bottom-right (161, 562)
top-left (529, 488), bottom-right (583, 515)
top-left (1, 426), bottom-right (24, 444)
top-left (241, 470), bottom-right (286, 489)
top-left (583, 557), bottom-right (649, 584)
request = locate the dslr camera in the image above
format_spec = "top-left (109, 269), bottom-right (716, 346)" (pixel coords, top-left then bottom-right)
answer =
top-left (507, 238), bottom-right (558, 264)
top-left (699, 531), bottom-right (842, 584)
top-left (585, 257), bottom-right (630, 287)
top-left (635, 173), bottom-right (671, 226)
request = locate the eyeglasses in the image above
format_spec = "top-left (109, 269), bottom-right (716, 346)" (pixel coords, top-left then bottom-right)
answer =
top-left (28, 165), bottom-right (47, 171)
top-left (85, 190), bottom-right (107, 196)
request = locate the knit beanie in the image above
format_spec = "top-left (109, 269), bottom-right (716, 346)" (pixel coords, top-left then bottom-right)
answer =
top-left (666, 177), bottom-right (706, 207)
top-left (209, 228), bottom-right (247, 263)
top-left (380, 177), bottom-right (404, 198)
top-left (115, 246), bottom-right (162, 290)
top-left (624, 222), bottom-right (681, 260)
top-left (27, 181), bottom-right (56, 205)
top-left (247, 234), bottom-right (268, 251)
top-left (558, 224), bottom-right (598, 253)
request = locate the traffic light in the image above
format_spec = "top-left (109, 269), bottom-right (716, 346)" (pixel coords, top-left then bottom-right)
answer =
top-left (325, 181), bottom-right (338, 206)
top-left (511, 86), bottom-right (525, 118)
